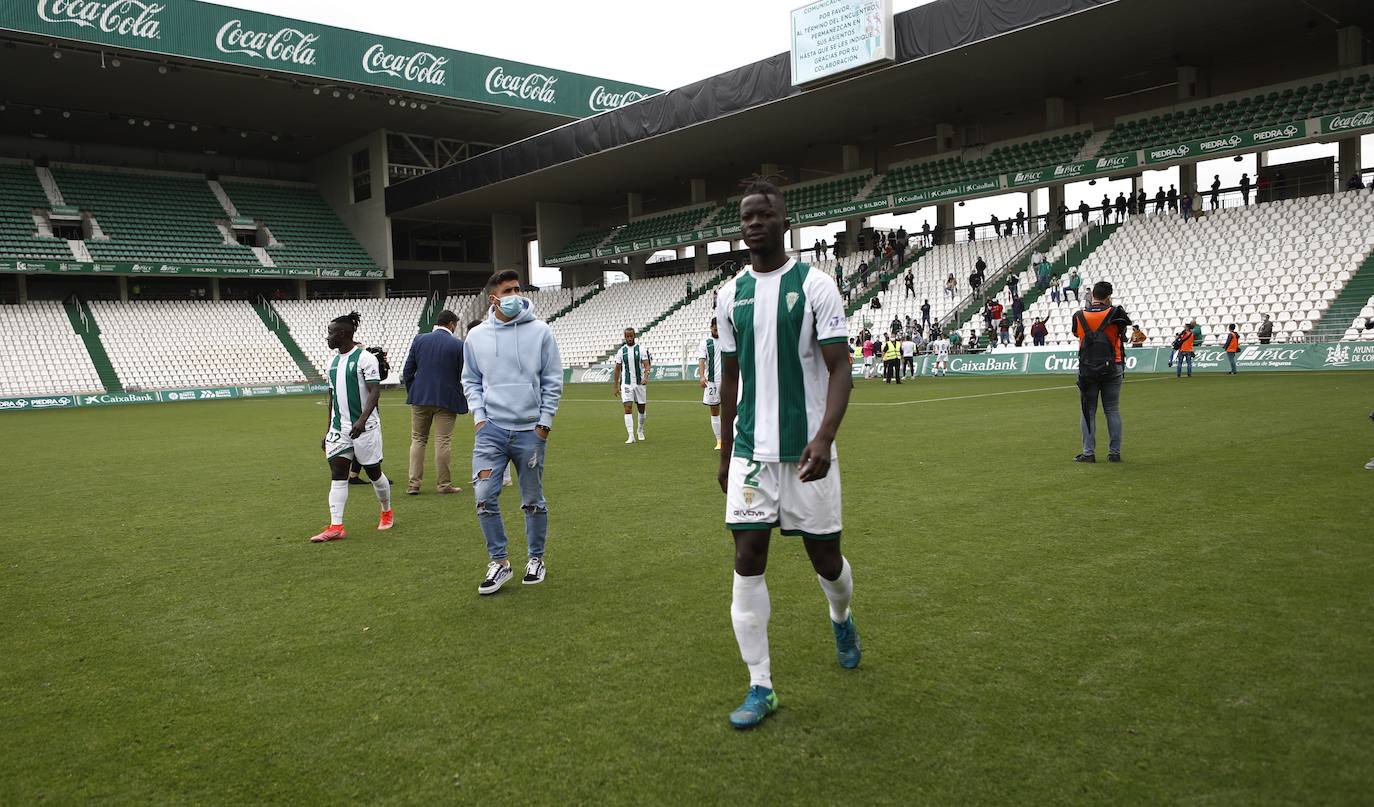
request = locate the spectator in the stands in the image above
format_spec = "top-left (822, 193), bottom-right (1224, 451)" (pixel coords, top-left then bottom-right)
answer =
top-left (1240, 173), bottom-right (1252, 205)
top-left (1101, 194), bottom-right (1112, 223)
top-left (969, 268), bottom-right (982, 296)
top-left (1115, 192), bottom-right (1128, 222)
top-left (990, 299), bottom-right (1004, 332)
top-left (904, 269), bottom-right (915, 298)
top-left (1257, 313), bottom-right (1274, 344)
top-left (949, 328), bottom-right (963, 354)
top-left (1130, 325), bottom-right (1147, 348)
top-left (1191, 319), bottom-right (1203, 348)
top-left (1030, 317), bottom-right (1048, 346)
top-left (895, 227), bottom-right (907, 264)
top-left (813, 239), bottom-right (822, 260)
top-left (870, 295), bottom-right (882, 311)
top-left (1155, 187), bottom-right (1166, 213)
top-left (1211, 175), bottom-right (1222, 210)
top-left (998, 317), bottom-right (1011, 347)
top-left (968, 223), bottom-right (976, 242)
top-left (904, 315), bottom-right (912, 333)
top-left (1050, 277), bottom-right (1062, 305)
top-left (1167, 184), bottom-right (1178, 212)
top-left (891, 316), bottom-right (903, 336)
top-left (945, 273), bottom-right (957, 299)
top-left (1012, 295), bottom-right (1025, 325)
top-left (820, 238), bottom-right (828, 259)
top-left (834, 262), bottom-right (843, 285)
top-left (1257, 174), bottom-right (1270, 203)
top-left (1078, 200), bottom-right (1091, 225)
top-left (1013, 320), bottom-right (1025, 347)
top-left (1065, 269), bottom-right (1082, 302)
top-left (1016, 208), bottom-right (1026, 233)
top-left (975, 256), bottom-right (988, 286)
top-left (1006, 272), bottom-right (1020, 300)
top-left (1136, 188), bottom-right (1147, 216)
top-left (1056, 202), bottom-right (1069, 232)
top-left (1036, 258), bottom-right (1052, 290)
top-left (859, 259), bottom-right (870, 285)
top-left (967, 328), bottom-right (979, 352)
top-left (990, 214), bottom-right (1000, 237)
top-left (1348, 174), bottom-right (1366, 191)
top-left (1180, 190), bottom-right (1193, 220)
top-left (921, 299), bottom-right (931, 328)
top-left (922, 220), bottom-right (931, 246)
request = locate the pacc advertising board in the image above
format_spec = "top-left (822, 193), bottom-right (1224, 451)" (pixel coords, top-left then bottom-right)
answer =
top-left (791, 0), bottom-right (894, 87)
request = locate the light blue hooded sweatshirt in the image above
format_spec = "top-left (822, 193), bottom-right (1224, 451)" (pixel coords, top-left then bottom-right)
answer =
top-left (462, 298), bottom-right (563, 431)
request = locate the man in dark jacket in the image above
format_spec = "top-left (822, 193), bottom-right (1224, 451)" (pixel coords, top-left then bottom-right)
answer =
top-left (401, 309), bottom-right (468, 495)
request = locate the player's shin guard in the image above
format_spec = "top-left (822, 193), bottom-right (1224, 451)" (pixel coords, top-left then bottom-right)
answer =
top-left (817, 556), bottom-right (854, 623)
top-left (328, 479), bottom-right (348, 525)
top-left (371, 474), bottom-right (391, 511)
top-left (731, 572), bottom-right (772, 688)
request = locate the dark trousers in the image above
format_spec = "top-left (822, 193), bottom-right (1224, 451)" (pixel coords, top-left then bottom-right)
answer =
top-left (1078, 368), bottom-right (1124, 456)
top-left (1065, 287), bottom-right (1080, 301)
top-left (902, 356), bottom-right (915, 377)
top-left (884, 358), bottom-right (901, 383)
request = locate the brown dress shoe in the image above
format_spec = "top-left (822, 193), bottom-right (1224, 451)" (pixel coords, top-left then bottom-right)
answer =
top-left (436, 484), bottom-right (462, 494)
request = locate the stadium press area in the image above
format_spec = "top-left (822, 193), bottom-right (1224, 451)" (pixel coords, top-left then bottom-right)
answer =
top-left (2, 0), bottom-right (1374, 406)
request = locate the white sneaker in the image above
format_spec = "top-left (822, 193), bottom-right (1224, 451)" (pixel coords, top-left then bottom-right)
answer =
top-left (1365, 458), bottom-right (1374, 470)
top-left (523, 557), bottom-right (546, 585)
top-left (625, 435), bottom-right (635, 444)
top-left (478, 561), bottom-right (512, 595)
top-left (638, 430), bottom-right (646, 441)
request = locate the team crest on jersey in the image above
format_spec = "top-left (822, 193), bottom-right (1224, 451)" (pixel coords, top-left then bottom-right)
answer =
top-left (743, 488), bottom-right (755, 506)
top-left (786, 291), bottom-right (800, 312)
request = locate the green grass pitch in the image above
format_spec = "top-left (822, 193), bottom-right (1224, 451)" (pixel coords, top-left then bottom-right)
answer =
top-left (2, 373), bottom-right (1371, 804)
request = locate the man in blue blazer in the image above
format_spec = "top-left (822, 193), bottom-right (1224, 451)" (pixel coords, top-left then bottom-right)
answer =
top-left (401, 309), bottom-right (468, 495)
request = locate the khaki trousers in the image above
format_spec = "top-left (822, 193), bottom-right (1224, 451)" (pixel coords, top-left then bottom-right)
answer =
top-left (409, 405), bottom-right (457, 489)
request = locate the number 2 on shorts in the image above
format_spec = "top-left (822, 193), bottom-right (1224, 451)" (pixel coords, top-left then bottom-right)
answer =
top-left (743, 459), bottom-right (762, 488)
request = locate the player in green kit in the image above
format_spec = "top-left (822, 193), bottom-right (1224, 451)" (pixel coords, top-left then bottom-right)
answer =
top-left (698, 317), bottom-right (723, 450)
top-left (612, 327), bottom-right (652, 444)
top-left (310, 312), bottom-right (393, 542)
top-left (714, 181), bottom-right (859, 729)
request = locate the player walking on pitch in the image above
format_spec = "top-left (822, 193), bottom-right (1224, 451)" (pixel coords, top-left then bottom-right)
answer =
top-left (932, 332), bottom-right (951, 376)
top-left (699, 317), bottom-right (724, 450)
top-left (715, 180), bottom-right (859, 729)
top-left (311, 312), bottom-right (393, 542)
top-left (612, 327), bottom-right (651, 443)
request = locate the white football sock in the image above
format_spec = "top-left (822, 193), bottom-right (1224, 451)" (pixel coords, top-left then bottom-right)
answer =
top-left (328, 479), bottom-right (348, 525)
top-left (731, 572), bottom-right (772, 689)
top-left (638, 411), bottom-right (646, 430)
top-left (371, 473), bottom-right (391, 510)
top-left (817, 556), bottom-right (854, 623)
top-left (710, 415), bottom-right (721, 440)
top-left (624, 413), bottom-right (635, 437)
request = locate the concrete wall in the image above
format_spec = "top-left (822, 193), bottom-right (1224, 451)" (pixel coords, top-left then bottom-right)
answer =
top-left (535, 201), bottom-right (586, 261)
top-left (307, 129), bottom-right (393, 276)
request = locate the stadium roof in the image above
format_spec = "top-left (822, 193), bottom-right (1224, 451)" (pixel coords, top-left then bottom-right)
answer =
top-left (385, 0), bottom-right (1374, 221)
top-left (0, 0), bottom-right (657, 162)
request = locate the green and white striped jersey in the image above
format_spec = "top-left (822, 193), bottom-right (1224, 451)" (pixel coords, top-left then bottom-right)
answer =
top-left (327, 347), bottom-right (381, 432)
top-left (697, 336), bottom-right (721, 384)
top-left (615, 343), bottom-right (652, 385)
top-left (715, 259), bottom-right (848, 463)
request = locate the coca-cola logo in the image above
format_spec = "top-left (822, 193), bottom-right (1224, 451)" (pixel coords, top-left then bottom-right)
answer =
top-left (362, 44), bottom-right (448, 86)
top-left (36, 0), bottom-right (163, 39)
top-left (485, 67), bottom-right (557, 105)
top-left (216, 19), bottom-right (318, 66)
top-left (588, 86), bottom-right (647, 112)
top-left (1328, 110), bottom-right (1374, 132)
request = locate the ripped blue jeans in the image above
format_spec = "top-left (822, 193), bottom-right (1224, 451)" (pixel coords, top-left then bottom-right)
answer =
top-left (472, 423), bottom-right (547, 561)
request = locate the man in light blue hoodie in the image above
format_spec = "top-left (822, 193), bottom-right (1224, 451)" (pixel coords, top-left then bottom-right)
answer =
top-left (462, 269), bottom-right (564, 595)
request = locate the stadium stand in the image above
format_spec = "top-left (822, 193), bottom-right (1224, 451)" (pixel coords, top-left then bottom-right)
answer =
top-left (783, 174), bottom-right (869, 211)
top-left (50, 167), bottom-right (257, 266)
top-left (220, 181), bottom-right (378, 271)
top-left (1098, 72), bottom-right (1374, 155)
top-left (0, 164), bottom-right (73, 262)
top-left (274, 297), bottom-right (426, 384)
top-left (0, 301), bottom-right (104, 395)
top-left (1020, 192), bottom-right (1374, 346)
top-left (603, 206), bottom-right (717, 248)
top-left (88, 300), bottom-right (301, 389)
top-left (548, 269), bottom-right (720, 367)
top-left (849, 235), bottom-right (1033, 335)
top-left (875, 131), bottom-right (1092, 197)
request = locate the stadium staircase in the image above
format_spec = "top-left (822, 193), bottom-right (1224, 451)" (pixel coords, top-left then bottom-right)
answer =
top-left (545, 284), bottom-right (603, 325)
top-left (940, 230), bottom-right (1058, 331)
top-left (253, 299), bottom-right (324, 384)
top-left (417, 294), bottom-right (445, 334)
top-left (1310, 248), bottom-right (1374, 341)
top-left (1011, 223), bottom-right (1120, 314)
top-left (220, 181), bottom-right (378, 272)
top-left (844, 246), bottom-right (932, 316)
top-left (62, 297), bottom-right (122, 392)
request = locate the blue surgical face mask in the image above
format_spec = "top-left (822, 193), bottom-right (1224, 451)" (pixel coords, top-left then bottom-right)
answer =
top-left (498, 294), bottom-right (526, 318)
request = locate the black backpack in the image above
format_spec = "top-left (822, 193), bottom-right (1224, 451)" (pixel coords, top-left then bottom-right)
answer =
top-left (1075, 308), bottom-right (1118, 380)
top-left (366, 346), bottom-right (390, 381)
